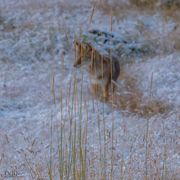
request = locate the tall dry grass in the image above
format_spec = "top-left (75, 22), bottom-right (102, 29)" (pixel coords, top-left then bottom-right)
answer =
top-left (46, 70), bottom-right (177, 179)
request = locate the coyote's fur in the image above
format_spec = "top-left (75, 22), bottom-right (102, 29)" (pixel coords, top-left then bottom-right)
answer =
top-left (74, 41), bottom-right (120, 101)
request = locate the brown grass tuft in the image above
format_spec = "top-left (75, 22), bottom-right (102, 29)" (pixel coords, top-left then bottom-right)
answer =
top-left (91, 0), bottom-right (129, 17)
top-left (93, 73), bottom-right (171, 117)
top-left (141, 100), bottom-right (170, 117)
top-left (130, 0), bottom-right (156, 9)
top-left (161, 0), bottom-right (180, 10)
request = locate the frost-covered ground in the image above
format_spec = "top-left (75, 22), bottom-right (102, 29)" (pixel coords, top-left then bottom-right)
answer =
top-left (0, 0), bottom-right (179, 179)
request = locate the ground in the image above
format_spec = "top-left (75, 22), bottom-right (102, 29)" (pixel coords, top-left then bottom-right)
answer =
top-left (0, 0), bottom-right (179, 179)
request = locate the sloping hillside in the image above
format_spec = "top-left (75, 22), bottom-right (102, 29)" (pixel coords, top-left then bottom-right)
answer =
top-left (0, 0), bottom-right (179, 179)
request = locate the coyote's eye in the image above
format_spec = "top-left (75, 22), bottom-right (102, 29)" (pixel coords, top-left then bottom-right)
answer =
top-left (76, 41), bottom-right (80, 46)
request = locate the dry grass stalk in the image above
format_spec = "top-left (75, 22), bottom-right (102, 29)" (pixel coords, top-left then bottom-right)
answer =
top-left (74, 35), bottom-right (77, 66)
top-left (89, 3), bottom-right (96, 26)
top-left (110, 8), bottom-right (113, 32)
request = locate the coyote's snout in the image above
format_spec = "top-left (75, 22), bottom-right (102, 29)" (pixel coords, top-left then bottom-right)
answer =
top-left (74, 41), bottom-right (120, 101)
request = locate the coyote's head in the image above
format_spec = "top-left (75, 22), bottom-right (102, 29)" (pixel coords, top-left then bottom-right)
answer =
top-left (74, 41), bottom-right (93, 67)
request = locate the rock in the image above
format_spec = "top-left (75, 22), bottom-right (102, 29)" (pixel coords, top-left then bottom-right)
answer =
top-left (78, 29), bottom-right (156, 64)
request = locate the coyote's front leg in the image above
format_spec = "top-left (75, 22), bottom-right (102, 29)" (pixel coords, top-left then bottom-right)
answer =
top-left (90, 83), bottom-right (98, 96)
top-left (101, 83), bottom-right (109, 102)
top-left (74, 57), bottom-right (82, 67)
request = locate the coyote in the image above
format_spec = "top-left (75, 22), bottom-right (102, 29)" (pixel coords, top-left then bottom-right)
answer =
top-left (74, 41), bottom-right (120, 101)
